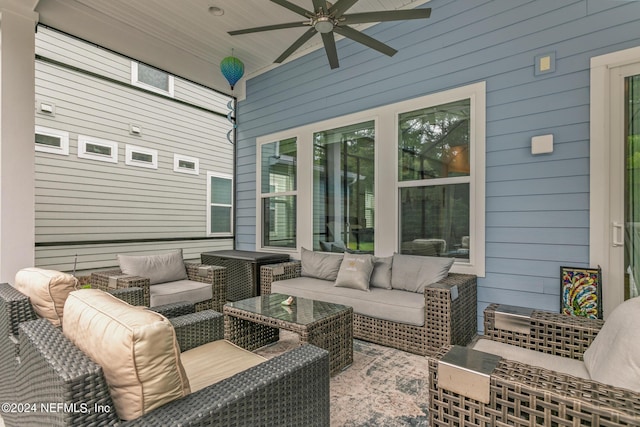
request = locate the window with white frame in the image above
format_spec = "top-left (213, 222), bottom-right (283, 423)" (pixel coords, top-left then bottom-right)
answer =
top-left (259, 137), bottom-right (297, 248)
top-left (35, 126), bottom-right (69, 155)
top-left (174, 154), bottom-right (199, 175)
top-left (131, 61), bottom-right (175, 97)
top-left (207, 172), bottom-right (233, 235)
top-left (78, 135), bottom-right (118, 163)
top-left (255, 82), bottom-right (485, 275)
top-left (125, 145), bottom-right (158, 169)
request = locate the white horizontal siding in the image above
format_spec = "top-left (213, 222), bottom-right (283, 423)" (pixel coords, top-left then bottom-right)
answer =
top-left (35, 30), bottom-right (235, 272)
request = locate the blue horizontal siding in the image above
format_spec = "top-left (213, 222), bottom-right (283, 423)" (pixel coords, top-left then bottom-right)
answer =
top-left (236, 0), bottom-right (640, 329)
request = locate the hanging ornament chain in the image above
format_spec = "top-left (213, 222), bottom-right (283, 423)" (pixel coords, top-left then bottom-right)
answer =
top-left (220, 48), bottom-right (244, 144)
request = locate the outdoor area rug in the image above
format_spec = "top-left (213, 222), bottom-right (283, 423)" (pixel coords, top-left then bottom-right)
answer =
top-left (255, 331), bottom-right (430, 427)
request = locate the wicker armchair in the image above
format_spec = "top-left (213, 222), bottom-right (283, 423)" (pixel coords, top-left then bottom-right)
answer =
top-left (14, 309), bottom-right (330, 426)
top-left (0, 282), bottom-right (146, 427)
top-left (91, 262), bottom-right (227, 312)
top-left (261, 260), bottom-right (477, 356)
top-left (428, 303), bottom-right (640, 426)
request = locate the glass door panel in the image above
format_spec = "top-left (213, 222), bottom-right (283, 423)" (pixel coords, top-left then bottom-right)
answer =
top-left (625, 73), bottom-right (640, 299)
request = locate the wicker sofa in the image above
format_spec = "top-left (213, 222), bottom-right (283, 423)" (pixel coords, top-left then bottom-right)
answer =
top-left (91, 249), bottom-right (227, 312)
top-left (260, 251), bottom-right (477, 356)
top-left (428, 301), bottom-right (640, 426)
top-left (12, 290), bottom-right (330, 427)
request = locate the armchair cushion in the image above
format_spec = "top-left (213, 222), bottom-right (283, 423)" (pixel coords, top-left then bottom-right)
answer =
top-left (118, 249), bottom-right (187, 285)
top-left (181, 340), bottom-right (266, 392)
top-left (63, 289), bottom-right (190, 420)
top-left (301, 247), bottom-right (343, 281)
top-left (583, 296), bottom-right (640, 393)
top-left (391, 254), bottom-right (454, 293)
top-left (14, 267), bottom-right (78, 327)
top-left (334, 253), bottom-right (375, 291)
top-left (150, 279), bottom-right (213, 306)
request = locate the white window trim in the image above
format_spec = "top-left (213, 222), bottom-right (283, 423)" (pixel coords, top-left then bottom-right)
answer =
top-left (590, 45), bottom-right (640, 317)
top-left (173, 154), bottom-right (199, 175)
top-left (207, 171), bottom-right (233, 236)
top-left (256, 137), bottom-right (299, 252)
top-left (131, 61), bottom-right (175, 97)
top-left (125, 144), bottom-right (158, 169)
top-left (35, 125), bottom-right (69, 155)
top-left (256, 82), bottom-right (486, 276)
top-left (77, 135), bottom-right (118, 163)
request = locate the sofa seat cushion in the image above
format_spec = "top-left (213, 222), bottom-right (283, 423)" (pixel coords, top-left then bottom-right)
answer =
top-left (181, 340), bottom-right (266, 392)
top-left (272, 277), bottom-right (425, 326)
top-left (150, 279), bottom-right (213, 307)
top-left (15, 267), bottom-right (78, 327)
top-left (63, 289), bottom-right (190, 421)
top-left (472, 338), bottom-right (590, 380)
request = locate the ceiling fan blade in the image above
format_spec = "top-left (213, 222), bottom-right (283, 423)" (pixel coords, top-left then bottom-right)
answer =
top-left (271, 0), bottom-right (313, 17)
top-left (321, 32), bottom-right (339, 69)
top-left (329, 0), bottom-right (359, 18)
top-left (229, 22), bottom-right (308, 36)
top-left (341, 9), bottom-right (431, 25)
top-left (274, 27), bottom-right (317, 63)
top-left (312, 0), bottom-right (328, 14)
top-left (333, 26), bottom-right (397, 57)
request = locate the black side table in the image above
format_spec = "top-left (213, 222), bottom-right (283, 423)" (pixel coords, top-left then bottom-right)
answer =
top-left (200, 250), bottom-right (290, 301)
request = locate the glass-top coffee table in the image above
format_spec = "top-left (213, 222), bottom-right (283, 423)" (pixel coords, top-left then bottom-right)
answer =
top-left (224, 293), bottom-right (353, 376)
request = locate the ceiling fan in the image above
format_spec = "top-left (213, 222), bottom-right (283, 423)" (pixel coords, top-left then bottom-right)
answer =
top-left (228, 0), bottom-right (432, 69)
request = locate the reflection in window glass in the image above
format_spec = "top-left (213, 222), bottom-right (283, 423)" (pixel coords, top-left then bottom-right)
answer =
top-left (209, 174), bottom-right (232, 235)
top-left (398, 99), bottom-right (470, 181)
top-left (261, 138), bottom-right (297, 194)
top-left (137, 63), bottom-right (170, 92)
top-left (211, 206), bottom-right (231, 233)
top-left (399, 184), bottom-right (470, 260)
top-left (263, 196), bottom-right (296, 248)
top-left (313, 121), bottom-right (375, 253)
top-left (211, 176), bottom-right (232, 205)
top-left (36, 134), bottom-right (61, 147)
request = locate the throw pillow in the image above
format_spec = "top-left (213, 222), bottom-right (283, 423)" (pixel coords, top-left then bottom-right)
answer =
top-left (370, 256), bottom-right (393, 289)
top-left (300, 247), bottom-right (343, 281)
top-left (118, 249), bottom-right (187, 285)
top-left (335, 253), bottom-right (375, 291)
top-left (63, 289), bottom-right (190, 420)
top-left (15, 267), bottom-right (78, 327)
top-left (583, 296), bottom-right (640, 393)
top-left (391, 254), bottom-right (455, 293)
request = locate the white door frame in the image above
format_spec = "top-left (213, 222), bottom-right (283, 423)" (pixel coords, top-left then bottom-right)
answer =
top-left (590, 45), bottom-right (640, 317)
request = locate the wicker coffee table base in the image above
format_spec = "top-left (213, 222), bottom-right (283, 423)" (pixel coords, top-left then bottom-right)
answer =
top-left (224, 304), bottom-right (353, 376)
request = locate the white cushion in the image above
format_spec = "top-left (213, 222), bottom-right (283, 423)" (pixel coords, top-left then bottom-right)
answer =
top-left (583, 296), bottom-right (640, 393)
top-left (391, 254), bottom-right (454, 293)
top-left (15, 268), bottom-right (78, 327)
top-left (63, 289), bottom-right (190, 420)
top-left (149, 279), bottom-right (213, 307)
top-left (335, 253), bottom-right (375, 292)
top-left (472, 338), bottom-right (590, 380)
top-left (118, 249), bottom-right (187, 285)
top-left (300, 247), bottom-right (343, 281)
top-left (181, 340), bottom-right (266, 392)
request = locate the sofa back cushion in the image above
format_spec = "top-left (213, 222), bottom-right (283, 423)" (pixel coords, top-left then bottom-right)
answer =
top-left (583, 296), bottom-right (640, 393)
top-left (15, 267), bottom-right (78, 327)
top-left (391, 254), bottom-right (455, 293)
top-left (118, 249), bottom-right (187, 285)
top-left (335, 253), bottom-right (375, 291)
top-left (370, 256), bottom-right (392, 289)
top-left (300, 247), bottom-right (343, 281)
top-left (63, 289), bottom-right (190, 420)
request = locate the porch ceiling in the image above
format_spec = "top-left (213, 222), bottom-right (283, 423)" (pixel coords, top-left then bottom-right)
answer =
top-left (34, 0), bottom-right (431, 97)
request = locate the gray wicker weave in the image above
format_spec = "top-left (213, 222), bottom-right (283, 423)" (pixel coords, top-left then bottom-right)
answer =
top-left (15, 314), bottom-right (330, 426)
top-left (91, 262), bottom-right (227, 312)
top-left (428, 305), bottom-right (640, 426)
top-left (224, 293), bottom-right (353, 376)
top-left (260, 261), bottom-right (477, 355)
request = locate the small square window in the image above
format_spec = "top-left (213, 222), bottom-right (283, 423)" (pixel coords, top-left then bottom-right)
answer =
top-left (131, 61), bottom-right (175, 97)
top-left (78, 135), bottom-right (118, 163)
top-left (35, 126), bottom-right (69, 155)
top-left (126, 145), bottom-right (158, 169)
top-left (174, 154), bottom-right (199, 175)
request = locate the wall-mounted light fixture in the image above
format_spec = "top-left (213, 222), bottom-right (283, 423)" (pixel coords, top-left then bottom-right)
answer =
top-left (37, 101), bottom-right (56, 116)
top-left (129, 124), bottom-right (142, 136)
top-left (531, 134), bottom-right (553, 155)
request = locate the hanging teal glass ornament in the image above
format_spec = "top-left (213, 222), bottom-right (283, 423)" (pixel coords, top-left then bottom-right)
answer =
top-left (220, 54), bottom-right (244, 90)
